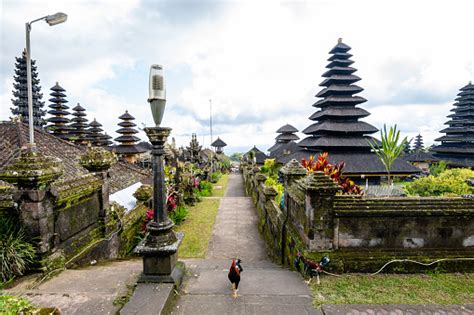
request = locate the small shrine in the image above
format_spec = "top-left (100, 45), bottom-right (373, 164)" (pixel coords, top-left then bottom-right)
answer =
top-left (114, 110), bottom-right (145, 163)
top-left (46, 82), bottom-right (70, 140)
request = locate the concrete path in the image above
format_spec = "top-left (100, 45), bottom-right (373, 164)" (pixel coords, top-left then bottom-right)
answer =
top-left (7, 259), bottom-right (142, 315)
top-left (171, 173), bottom-right (318, 314)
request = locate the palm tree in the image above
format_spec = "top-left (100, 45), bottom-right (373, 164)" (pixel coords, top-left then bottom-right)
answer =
top-left (369, 124), bottom-right (408, 186)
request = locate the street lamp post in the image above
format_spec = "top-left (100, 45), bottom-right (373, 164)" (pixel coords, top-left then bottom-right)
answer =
top-left (135, 65), bottom-right (183, 283)
top-left (25, 12), bottom-right (67, 147)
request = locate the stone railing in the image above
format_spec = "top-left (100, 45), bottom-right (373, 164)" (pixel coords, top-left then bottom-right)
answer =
top-left (242, 159), bottom-right (474, 272)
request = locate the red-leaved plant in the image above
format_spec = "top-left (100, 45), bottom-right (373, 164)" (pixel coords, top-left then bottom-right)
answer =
top-left (141, 187), bottom-right (180, 233)
top-left (301, 152), bottom-right (362, 195)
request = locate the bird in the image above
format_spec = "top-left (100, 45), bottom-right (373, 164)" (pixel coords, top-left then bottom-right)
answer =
top-left (228, 258), bottom-right (243, 298)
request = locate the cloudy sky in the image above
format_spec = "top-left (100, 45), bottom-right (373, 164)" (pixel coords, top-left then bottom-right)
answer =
top-left (1, 0), bottom-right (473, 154)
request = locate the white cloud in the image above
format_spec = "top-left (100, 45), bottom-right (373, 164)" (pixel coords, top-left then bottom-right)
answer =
top-left (1, 0), bottom-right (474, 154)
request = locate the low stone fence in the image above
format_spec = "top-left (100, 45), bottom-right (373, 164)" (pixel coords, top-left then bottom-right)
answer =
top-left (0, 151), bottom-right (147, 268)
top-left (242, 159), bottom-right (474, 272)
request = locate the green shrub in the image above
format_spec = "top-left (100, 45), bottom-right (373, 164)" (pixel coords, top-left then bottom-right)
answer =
top-left (199, 180), bottom-right (213, 197)
top-left (430, 161), bottom-right (448, 176)
top-left (0, 295), bottom-right (35, 314)
top-left (210, 172), bottom-right (222, 183)
top-left (265, 177), bottom-right (284, 203)
top-left (0, 217), bottom-right (36, 283)
top-left (405, 168), bottom-right (474, 196)
top-left (169, 206), bottom-right (189, 225)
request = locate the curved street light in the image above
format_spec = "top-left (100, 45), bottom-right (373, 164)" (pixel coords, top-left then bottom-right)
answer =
top-left (25, 12), bottom-right (67, 147)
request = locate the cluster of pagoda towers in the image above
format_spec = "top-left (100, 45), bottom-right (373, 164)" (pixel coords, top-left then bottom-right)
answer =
top-left (266, 38), bottom-right (473, 175)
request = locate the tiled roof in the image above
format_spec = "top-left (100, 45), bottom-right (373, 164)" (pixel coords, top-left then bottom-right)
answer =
top-left (0, 121), bottom-right (150, 193)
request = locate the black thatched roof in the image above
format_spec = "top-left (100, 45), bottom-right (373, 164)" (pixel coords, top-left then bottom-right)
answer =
top-left (276, 124), bottom-right (298, 133)
top-left (299, 38), bottom-right (378, 153)
top-left (244, 146), bottom-right (268, 165)
top-left (46, 82), bottom-right (70, 140)
top-left (276, 133), bottom-right (299, 142)
top-left (432, 82), bottom-right (474, 167)
top-left (114, 110), bottom-right (144, 154)
top-left (211, 137), bottom-right (227, 148)
top-left (278, 150), bottom-right (420, 175)
top-left (269, 123), bottom-right (300, 154)
top-left (269, 141), bottom-right (299, 159)
top-left (0, 121), bottom-right (150, 193)
top-left (403, 151), bottom-right (437, 163)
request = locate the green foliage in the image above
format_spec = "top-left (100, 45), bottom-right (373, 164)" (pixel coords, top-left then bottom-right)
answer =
top-left (260, 158), bottom-right (279, 180)
top-left (198, 180), bottom-right (213, 197)
top-left (0, 295), bottom-right (36, 314)
top-left (169, 205), bottom-right (189, 225)
top-left (405, 168), bottom-right (474, 196)
top-left (0, 217), bottom-right (36, 283)
top-left (265, 177), bottom-right (284, 203)
top-left (430, 161), bottom-right (448, 176)
top-left (210, 172), bottom-right (222, 183)
top-left (229, 152), bottom-right (243, 162)
top-left (368, 124), bottom-right (408, 185)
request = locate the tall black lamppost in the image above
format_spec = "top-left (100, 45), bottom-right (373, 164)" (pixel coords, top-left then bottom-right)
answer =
top-left (135, 65), bottom-right (183, 283)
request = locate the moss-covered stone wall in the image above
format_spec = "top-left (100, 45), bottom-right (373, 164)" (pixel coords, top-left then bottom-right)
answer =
top-left (242, 160), bottom-right (474, 272)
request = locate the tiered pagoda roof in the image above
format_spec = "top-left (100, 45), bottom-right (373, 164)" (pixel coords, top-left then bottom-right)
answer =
top-left (278, 39), bottom-right (419, 177)
top-left (244, 146), bottom-right (269, 165)
top-left (211, 137), bottom-right (227, 154)
top-left (299, 39), bottom-right (378, 151)
top-left (413, 134), bottom-right (424, 151)
top-left (114, 110), bottom-right (145, 155)
top-left (89, 118), bottom-right (106, 146)
top-left (268, 124), bottom-right (299, 156)
top-left (46, 82), bottom-right (70, 140)
top-left (10, 50), bottom-right (46, 127)
top-left (101, 133), bottom-right (113, 147)
top-left (69, 103), bottom-right (91, 145)
top-left (432, 82), bottom-right (474, 167)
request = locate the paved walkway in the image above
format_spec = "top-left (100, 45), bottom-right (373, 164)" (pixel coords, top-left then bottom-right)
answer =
top-left (171, 173), bottom-right (318, 314)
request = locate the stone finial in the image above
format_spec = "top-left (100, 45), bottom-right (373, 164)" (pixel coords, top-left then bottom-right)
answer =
top-left (280, 159), bottom-right (306, 175)
top-left (338, 37), bottom-right (342, 43)
top-left (80, 147), bottom-right (117, 173)
top-left (133, 184), bottom-right (153, 202)
top-left (255, 173), bottom-right (267, 183)
top-left (0, 151), bottom-right (63, 189)
top-left (263, 185), bottom-right (278, 200)
top-left (299, 171), bottom-right (340, 192)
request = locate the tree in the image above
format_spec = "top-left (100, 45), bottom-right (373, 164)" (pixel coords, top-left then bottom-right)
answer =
top-left (230, 152), bottom-right (243, 162)
top-left (368, 124), bottom-right (408, 185)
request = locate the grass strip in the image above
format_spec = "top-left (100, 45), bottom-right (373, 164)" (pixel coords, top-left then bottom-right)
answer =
top-left (175, 198), bottom-right (220, 258)
top-left (211, 174), bottom-right (229, 197)
top-left (312, 273), bottom-right (474, 306)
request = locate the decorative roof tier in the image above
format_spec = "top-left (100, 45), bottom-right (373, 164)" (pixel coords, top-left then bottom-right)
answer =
top-left (269, 123), bottom-right (300, 156)
top-left (114, 110), bottom-right (145, 156)
top-left (46, 82), bottom-right (70, 140)
top-left (299, 39), bottom-right (378, 152)
top-left (69, 103), bottom-right (91, 145)
top-left (100, 133), bottom-right (113, 147)
top-left (89, 118), bottom-right (105, 146)
top-left (211, 137), bottom-right (227, 154)
top-left (432, 82), bottom-right (474, 167)
top-left (413, 134), bottom-right (424, 151)
top-left (10, 50), bottom-right (46, 127)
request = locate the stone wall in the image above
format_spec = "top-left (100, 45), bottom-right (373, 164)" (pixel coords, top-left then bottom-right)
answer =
top-left (242, 159), bottom-right (474, 272)
top-left (0, 149), bottom-right (147, 269)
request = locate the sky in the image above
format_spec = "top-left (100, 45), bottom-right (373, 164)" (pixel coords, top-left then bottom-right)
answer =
top-left (1, 0), bottom-right (474, 154)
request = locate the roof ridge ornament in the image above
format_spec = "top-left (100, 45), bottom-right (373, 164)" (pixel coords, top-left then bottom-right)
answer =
top-left (338, 38), bottom-right (342, 43)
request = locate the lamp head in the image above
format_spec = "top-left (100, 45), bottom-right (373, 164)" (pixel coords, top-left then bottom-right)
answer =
top-left (148, 64), bottom-right (166, 126)
top-left (45, 12), bottom-right (68, 26)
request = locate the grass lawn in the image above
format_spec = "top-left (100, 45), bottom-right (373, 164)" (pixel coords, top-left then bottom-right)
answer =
top-left (211, 173), bottom-right (229, 197)
top-left (175, 173), bottom-right (229, 258)
top-left (312, 273), bottom-right (474, 306)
